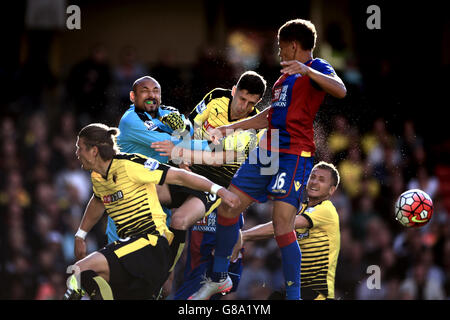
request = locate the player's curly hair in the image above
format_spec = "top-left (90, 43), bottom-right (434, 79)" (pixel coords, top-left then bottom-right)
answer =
top-left (78, 123), bottom-right (120, 160)
top-left (278, 19), bottom-right (317, 51)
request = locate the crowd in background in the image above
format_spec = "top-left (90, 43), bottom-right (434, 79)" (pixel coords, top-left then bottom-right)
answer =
top-left (1, 37), bottom-right (449, 300)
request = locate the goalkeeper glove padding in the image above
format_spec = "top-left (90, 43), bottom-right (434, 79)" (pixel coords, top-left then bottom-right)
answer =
top-left (160, 112), bottom-right (186, 132)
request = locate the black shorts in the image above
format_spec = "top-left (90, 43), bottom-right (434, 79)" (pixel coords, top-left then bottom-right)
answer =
top-left (99, 233), bottom-right (170, 300)
top-left (167, 184), bottom-right (220, 216)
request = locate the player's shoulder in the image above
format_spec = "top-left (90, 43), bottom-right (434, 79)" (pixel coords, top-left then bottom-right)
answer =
top-left (205, 88), bottom-right (232, 103)
top-left (310, 58), bottom-right (336, 75)
top-left (120, 105), bottom-right (136, 120)
top-left (305, 199), bottom-right (335, 214)
top-left (120, 105), bottom-right (145, 125)
top-left (115, 153), bottom-right (167, 171)
top-left (114, 152), bottom-right (149, 164)
top-left (316, 200), bottom-right (339, 219)
top-left (159, 105), bottom-right (181, 114)
top-left (91, 171), bottom-right (102, 181)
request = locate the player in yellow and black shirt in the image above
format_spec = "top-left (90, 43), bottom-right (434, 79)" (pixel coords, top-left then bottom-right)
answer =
top-left (63, 123), bottom-right (239, 300)
top-left (295, 193), bottom-right (340, 299)
top-left (154, 70), bottom-right (267, 211)
top-left (234, 161), bottom-right (341, 300)
top-left (151, 71), bottom-right (266, 297)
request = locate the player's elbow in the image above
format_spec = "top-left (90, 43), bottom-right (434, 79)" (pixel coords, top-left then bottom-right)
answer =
top-left (333, 85), bottom-right (347, 99)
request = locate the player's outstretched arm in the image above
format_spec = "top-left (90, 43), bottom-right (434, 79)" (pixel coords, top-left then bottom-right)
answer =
top-left (74, 195), bottom-right (106, 260)
top-left (231, 215), bottom-right (312, 260)
top-left (164, 167), bottom-right (240, 208)
top-left (151, 140), bottom-right (237, 166)
top-left (208, 107), bottom-right (270, 143)
top-left (281, 60), bottom-right (347, 99)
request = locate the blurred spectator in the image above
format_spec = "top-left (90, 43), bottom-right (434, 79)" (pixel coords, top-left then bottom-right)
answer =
top-left (327, 115), bottom-right (353, 162)
top-left (66, 43), bottom-right (112, 125)
top-left (235, 246), bottom-right (272, 300)
top-left (335, 230), bottom-right (366, 299)
top-left (407, 165), bottom-right (440, 199)
top-left (113, 45), bottom-right (148, 108)
top-left (399, 119), bottom-right (424, 181)
top-left (361, 117), bottom-right (393, 163)
top-left (190, 45), bottom-right (235, 105)
top-left (150, 49), bottom-right (186, 112)
top-left (399, 261), bottom-right (445, 300)
top-left (350, 195), bottom-right (379, 241)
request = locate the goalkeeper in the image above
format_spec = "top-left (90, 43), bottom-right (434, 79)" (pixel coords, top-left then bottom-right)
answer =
top-left (103, 76), bottom-right (214, 244)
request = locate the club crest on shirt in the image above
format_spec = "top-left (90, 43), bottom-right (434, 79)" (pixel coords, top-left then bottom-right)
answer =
top-left (296, 229), bottom-right (309, 240)
top-left (144, 158), bottom-right (159, 171)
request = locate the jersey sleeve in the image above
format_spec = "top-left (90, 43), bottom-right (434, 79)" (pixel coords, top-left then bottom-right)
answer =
top-left (124, 157), bottom-right (171, 185)
top-left (310, 58), bottom-right (336, 76)
top-left (92, 185), bottom-right (101, 200)
top-left (301, 203), bottom-right (336, 229)
top-left (189, 88), bottom-right (222, 127)
top-left (91, 173), bottom-right (102, 200)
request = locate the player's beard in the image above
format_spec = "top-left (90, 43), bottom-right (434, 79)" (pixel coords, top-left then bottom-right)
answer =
top-left (143, 99), bottom-right (159, 116)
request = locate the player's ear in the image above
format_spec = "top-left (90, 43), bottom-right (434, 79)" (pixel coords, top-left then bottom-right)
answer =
top-left (328, 185), bottom-right (336, 197)
top-left (294, 40), bottom-right (304, 51)
top-left (130, 90), bottom-right (135, 103)
top-left (231, 85), bottom-right (237, 97)
top-left (90, 145), bottom-right (99, 158)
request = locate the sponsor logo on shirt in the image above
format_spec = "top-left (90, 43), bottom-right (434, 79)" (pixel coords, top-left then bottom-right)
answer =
top-left (103, 190), bottom-right (124, 204)
top-left (193, 211), bottom-right (217, 233)
top-left (203, 119), bottom-right (215, 131)
top-left (272, 85), bottom-right (289, 108)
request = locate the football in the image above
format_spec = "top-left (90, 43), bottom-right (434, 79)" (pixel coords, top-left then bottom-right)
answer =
top-left (394, 189), bottom-right (433, 228)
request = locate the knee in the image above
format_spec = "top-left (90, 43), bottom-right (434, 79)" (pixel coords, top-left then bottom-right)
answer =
top-left (217, 202), bottom-right (240, 219)
top-left (171, 211), bottom-right (202, 230)
top-left (272, 217), bottom-right (295, 236)
top-left (170, 214), bottom-right (189, 230)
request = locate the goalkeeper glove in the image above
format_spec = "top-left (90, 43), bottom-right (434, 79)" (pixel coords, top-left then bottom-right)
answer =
top-left (160, 112), bottom-right (186, 133)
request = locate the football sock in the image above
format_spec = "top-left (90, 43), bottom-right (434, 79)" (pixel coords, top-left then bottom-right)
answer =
top-left (276, 231), bottom-right (301, 300)
top-left (168, 227), bottom-right (187, 272)
top-left (80, 270), bottom-right (114, 300)
top-left (211, 215), bottom-right (240, 282)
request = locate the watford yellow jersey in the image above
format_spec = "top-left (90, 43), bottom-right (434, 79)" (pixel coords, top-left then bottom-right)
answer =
top-left (188, 88), bottom-right (259, 186)
top-left (189, 88), bottom-right (258, 140)
top-left (91, 153), bottom-right (173, 241)
top-left (296, 200), bottom-right (340, 299)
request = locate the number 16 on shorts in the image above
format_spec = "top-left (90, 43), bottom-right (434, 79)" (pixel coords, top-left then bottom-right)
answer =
top-left (271, 172), bottom-right (287, 194)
